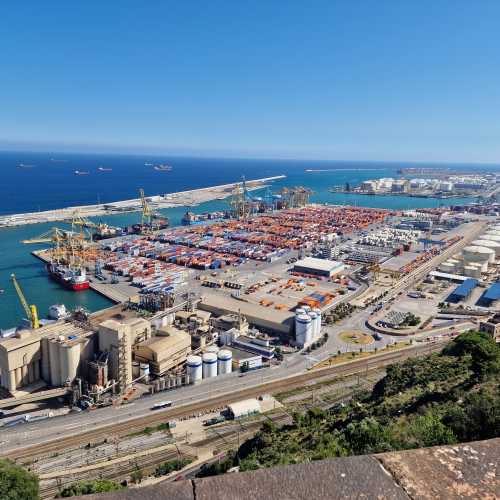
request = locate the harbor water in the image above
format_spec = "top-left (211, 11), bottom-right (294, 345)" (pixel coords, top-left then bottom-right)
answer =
top-left (0, 150), bottom-right (493, 329)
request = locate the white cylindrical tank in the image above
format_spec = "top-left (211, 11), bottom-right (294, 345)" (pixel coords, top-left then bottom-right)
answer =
top-left (462, 245), bottom-right (495, 265)
top-left (302, 305), bottom-right (311, 313)
top-left (484, 233), bottom-right (500, 242)
top-left (187, 355), bottom-right (202, 383)
top-left (202, 352), bottom-right (218, 378)
top-left (217, 349), bottom-right (232, 375)
top-left (463, 266), bottom-right (481, 279)
top-left (313, 308), bottom-right (322, 339)
top-left (132, 362), bottom-right (140, 378)
top-left (205, 345), bottom-right (220, 354)
top-left (485, 229), bottom-right (500, 237)
top-left (439, 262), bottom-right (455, 273)
top-left (472, 239), bottom-right (500, 257)
top-left (59, 343), bottom-right (80, 386)
top-left (295, 307), bottom-right (306, 316)
top-left (308, 311), bottom-right (318, 340)
top-left (295, 314), bottom-right (313, 348)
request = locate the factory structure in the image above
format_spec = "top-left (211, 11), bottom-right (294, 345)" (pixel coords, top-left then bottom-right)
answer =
top-left (0, 298), bottom-right (282, 400)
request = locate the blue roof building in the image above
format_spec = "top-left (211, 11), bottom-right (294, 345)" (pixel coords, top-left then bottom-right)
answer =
top-left (448, 279), bottom-right (478, 302)
top-left (481, 282), bottom-right (500, 305)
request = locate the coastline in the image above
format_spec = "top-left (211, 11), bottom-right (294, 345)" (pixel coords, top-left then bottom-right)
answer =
top-left (0, 175), bottom-right (285, 228)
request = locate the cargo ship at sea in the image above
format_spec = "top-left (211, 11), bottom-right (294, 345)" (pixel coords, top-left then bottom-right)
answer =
top-left (46, 262), bottom-right (89, 291)
top-left (154, 164), bottom-right (173, 171)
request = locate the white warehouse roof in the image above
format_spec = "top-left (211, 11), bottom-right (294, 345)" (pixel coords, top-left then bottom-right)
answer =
top-left (227, 399), bottom-right (261, 418)
top-left (293, 257), bottom-right (344, 273)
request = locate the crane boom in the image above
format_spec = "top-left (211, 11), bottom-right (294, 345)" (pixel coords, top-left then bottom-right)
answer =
top-left (11, 273), bottom-right (39, 329)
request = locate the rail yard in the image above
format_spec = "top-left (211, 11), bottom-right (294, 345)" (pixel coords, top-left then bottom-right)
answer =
top-left (2, 180), bottom-right (500, 496)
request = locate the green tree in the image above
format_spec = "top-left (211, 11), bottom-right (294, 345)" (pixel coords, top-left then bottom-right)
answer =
top-left (0, 459), bottom-right (39, 500)
top-left (57, 480), bottom-right (124, 497)
top-left (443, 330), bottom-right (500, 379)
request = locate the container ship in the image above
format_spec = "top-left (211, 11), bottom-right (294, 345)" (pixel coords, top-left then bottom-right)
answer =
top-left (181, 211), bottom-right (226, 226)
top-left (46, 262), bottom-right (89, 291)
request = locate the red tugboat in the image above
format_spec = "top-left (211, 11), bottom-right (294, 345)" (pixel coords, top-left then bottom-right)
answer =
top-left (46, 262), bottom-right (89, 291)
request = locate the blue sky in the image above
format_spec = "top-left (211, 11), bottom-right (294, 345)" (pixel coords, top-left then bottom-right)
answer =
top-left (1, 1), bottom-right (500, 162)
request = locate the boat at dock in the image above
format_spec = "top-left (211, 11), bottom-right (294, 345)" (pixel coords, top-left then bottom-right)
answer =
top-left (181, 210), bottom-right (226, 226)
top-left (46, 262), bottom-right (89, 291)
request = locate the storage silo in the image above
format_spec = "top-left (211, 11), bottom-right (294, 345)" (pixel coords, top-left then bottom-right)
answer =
top-left (139, 363), bottom-right (150, 382)
top-left (472, 239), bottom-right (500, 258)
top-left (308, 311), bottom-right (318, 340)
top-left (295, 314), bottom-right (313, 348)
top-left (439, 261), bottom-right (456, 273)
top-left (186, 355), bottom-right (202, 383)
top-left (59, 343), bottom-right (80, 386)
top-left (463, 265), bottom-right (481, 279)
top-left (313, 308), bottom-right (322, 339)
top-left (295, 307), bottom-right (306, 316)
top-left (484, 232), bottom-right (500, 241)
top-left (202, 352), bottom-right (218, 378)
top-left (205, 345), bottom-right (220, 355)
top-left (302, 305), bottom-right (311, 313)
top-left (132, 362), bottom-right (140, 379)
top-left (217, 349), bottom-right (233, 375)
top-left (462, 245), bottom-right (495, 265)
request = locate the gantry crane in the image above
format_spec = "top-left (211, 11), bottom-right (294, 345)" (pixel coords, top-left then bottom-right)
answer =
top-left (139, 188), bottom-right (153, 227)
top-left (11, 273), bottom-right (39, 329)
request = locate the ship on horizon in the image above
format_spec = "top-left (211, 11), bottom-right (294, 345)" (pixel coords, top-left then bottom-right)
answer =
top-left (17, 163), bottom-right (36, 168)
top-left (154, 164), bottom-right (173, 171)
top-left (74, 170), bottom-right (90, 175)
top-left (98, 166), bottom-right (112, 172)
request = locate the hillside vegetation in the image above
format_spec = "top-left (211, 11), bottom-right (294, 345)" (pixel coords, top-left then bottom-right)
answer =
top-left (200, 331), bottom-right (500, 475)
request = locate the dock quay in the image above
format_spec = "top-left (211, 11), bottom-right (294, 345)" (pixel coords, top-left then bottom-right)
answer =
top-left (0, 175), bottom-right (285, 228)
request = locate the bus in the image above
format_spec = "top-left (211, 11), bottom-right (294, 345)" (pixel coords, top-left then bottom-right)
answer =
top-left (151, 400), bottom-right (173, 410)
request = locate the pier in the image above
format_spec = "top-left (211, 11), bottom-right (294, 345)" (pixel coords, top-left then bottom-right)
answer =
top-left (0, 175), bottom-right (285, 228)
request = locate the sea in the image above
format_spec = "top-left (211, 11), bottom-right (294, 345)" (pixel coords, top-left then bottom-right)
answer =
top-left (0, 150), bottom-right (496, 329)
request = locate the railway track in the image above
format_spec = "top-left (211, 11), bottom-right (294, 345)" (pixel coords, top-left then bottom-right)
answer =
top-left (4, 342), bottom-right (444, 463)
top-left (39, 447), bottom-right (189, 499)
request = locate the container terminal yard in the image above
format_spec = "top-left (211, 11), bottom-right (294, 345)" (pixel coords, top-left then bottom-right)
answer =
top-left (1, 183), bottom-right (500, 496)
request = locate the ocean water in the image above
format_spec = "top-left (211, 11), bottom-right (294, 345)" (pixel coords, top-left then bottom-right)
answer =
top-left (0, 150), bottom-right (495, 329)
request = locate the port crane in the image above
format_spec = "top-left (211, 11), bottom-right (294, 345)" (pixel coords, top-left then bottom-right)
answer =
top-left (11, 273), bottom-right (40, 329)
top-left (139, 188), bottom-right (164, 234)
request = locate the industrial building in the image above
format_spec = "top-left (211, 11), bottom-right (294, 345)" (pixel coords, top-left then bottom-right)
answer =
top-left (224, 346), bottom-right (262, 370)
top-left (292, 257), bottom-right (344, 278)
top-left (199, 294), bottom-right (295, 335)
top-left (0, 322), bottom-right (95, 393)
top-left (479, 314), bottom-right (500, 340)
top-left (98, 317), bottom-right (152, 388)
top-left (447, 279), bottom-right (478, 303)
top-left (480, 282), bottom-right (500, 307)
top-left (227, 398), bottom-right (261, 419)
top-left (133, 327), bottom-right (191, 376)
top-left (232, 334), bottom-right (275, 359)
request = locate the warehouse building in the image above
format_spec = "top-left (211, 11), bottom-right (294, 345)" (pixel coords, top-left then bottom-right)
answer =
top-left (293, 257), bottom-right (344, 278)
top-left (199, 294), bottom-right (295, 334)
top-left (227, 398), bottom-right (261, 419)
top-left (447, 279), bottom-right (478, 303)
top-left (133, 327), bottom-right (191, 376)
top-left (479, 282), bottom-right (500, 307)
